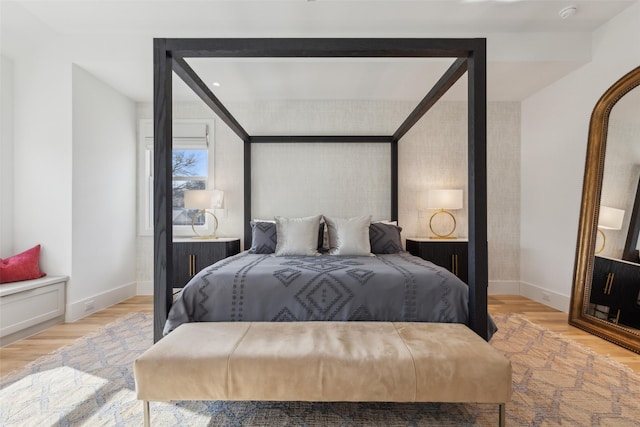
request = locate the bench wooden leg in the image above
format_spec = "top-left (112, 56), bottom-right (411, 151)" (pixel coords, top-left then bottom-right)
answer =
top-left (499, 403), bottom-right (506, 427)
top-left (143, 400), bottom-right (150, 427)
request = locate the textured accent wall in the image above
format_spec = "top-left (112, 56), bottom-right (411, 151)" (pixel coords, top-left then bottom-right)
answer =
top-left (136, 100), bottom-right (520, 288)
top-left (600, 118), bottom-right (640, 259)
top-left (252, 142), bottom-right (391, 220)
top-left (398, 102), bottom-right (521, 283)
top-left (487, 103), bottom-right (521, 282)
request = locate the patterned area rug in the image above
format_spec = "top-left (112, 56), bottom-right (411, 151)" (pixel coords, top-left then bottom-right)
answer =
top-left (1, 312), bottom-right (639, 426)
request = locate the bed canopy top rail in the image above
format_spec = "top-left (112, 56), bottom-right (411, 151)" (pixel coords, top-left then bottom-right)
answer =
top-left (172, 56), bottom-right (250, 141)
top-left (165, 38), bottom-right (479, 59)
top-left (394, 57), bottom-right (467, 141)
top-left (249, 136), bottom-right (393, 143)
top-left (153, 37), bottom-right (487, 343)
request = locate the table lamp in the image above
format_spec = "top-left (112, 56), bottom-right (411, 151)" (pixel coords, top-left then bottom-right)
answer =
top-left (426, 189), bottom-right (463, 239)
top-left (184, 189), bottom-right (224, 239)
top-left (596, 205), bottom-right (624, 254)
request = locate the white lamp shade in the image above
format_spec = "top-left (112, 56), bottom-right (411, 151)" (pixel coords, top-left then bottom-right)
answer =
top-left (426, 189), bottom-right (463, 210)
top-left (598, 205), bottom-right (625, 230)
top-left (184, 189), bottom-right (224, 210)
top-left (184, 190), bottom-right (213, 210)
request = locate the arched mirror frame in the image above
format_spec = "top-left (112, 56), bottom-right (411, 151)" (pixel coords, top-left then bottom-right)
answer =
top-left (569, 66), bottom-right (640, 354)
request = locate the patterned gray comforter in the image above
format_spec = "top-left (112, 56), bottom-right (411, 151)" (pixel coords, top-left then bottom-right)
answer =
top-left (164, 251), bottom-right (496, 338)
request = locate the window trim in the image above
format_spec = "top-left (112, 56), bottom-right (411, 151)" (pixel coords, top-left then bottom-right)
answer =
top-left (137, 118), bottom-right (215, 236)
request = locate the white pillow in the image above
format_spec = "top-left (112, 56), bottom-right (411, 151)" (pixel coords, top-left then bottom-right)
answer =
top-left (324, 215), bottom-right (373, 256)
top-left (274, 214), bottom-right (323, 256)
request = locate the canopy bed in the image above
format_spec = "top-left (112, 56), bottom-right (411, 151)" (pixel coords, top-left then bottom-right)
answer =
top-left (152, 38), bottom-right (489, 342)
top-left (139, 37), bottom-right (510, 427)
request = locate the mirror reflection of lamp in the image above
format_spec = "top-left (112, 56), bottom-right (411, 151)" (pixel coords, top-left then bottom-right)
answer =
top-left (184, 189), bottom-right (224, 239)
top-left (596, 205), bottom-right (625, 254)
top-left (426, 189), bottom-right (463, 239)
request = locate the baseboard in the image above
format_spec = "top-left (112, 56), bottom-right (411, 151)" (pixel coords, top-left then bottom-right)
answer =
top-left (488, 280), bottom-right (520, 295)
top-left (66, 282), bottom-right (137, 322)
top-left (137, 281), bottom-right (153, 295)
top-left (0, 315), bottom-right (64, 347)
top-left (519, 281), bottom-right (570, 313)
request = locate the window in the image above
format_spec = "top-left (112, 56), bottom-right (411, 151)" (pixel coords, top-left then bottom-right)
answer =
top-left (138, 119), bottom-right (214, 235)
top-left (171, 148), bottom-right (208, 226)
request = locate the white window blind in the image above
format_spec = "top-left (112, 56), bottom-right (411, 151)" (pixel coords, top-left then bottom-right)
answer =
top-left (143, 121), bottom-right (209, 150)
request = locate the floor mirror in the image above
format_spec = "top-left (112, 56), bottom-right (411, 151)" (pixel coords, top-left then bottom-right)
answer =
top-left (569, 66), bottom-right (640, 354)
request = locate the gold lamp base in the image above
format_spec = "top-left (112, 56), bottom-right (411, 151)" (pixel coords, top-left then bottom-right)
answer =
top-left (191, 209), bottom-right (219, 240)
top-left (595, 228), bottom-right (606, 254)
top-left (429, 209), bottom-right (458, 239)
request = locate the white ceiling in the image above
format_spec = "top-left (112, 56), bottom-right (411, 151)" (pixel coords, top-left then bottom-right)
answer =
top-left (1, 0), bottom-right (636, 104)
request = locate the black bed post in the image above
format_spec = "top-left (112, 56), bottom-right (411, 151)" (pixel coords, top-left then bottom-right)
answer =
top-left (467, 39), bottom-right (489, 340)
top-left (391, 140), bottom-right (399, 221)
top-left (244, 139), bottom-right (252, 250)
top-left (153, 39), bottom-right (174, 342)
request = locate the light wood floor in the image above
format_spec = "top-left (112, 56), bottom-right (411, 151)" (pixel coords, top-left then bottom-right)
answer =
top-left (1, 295), bottom-right (638, 377)
top-left (489, 295), bottom-right (640, 374)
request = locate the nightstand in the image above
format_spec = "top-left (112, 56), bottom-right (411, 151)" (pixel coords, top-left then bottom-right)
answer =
top-left (590, 255), bottom-right (640, 329)
top-left (405, 238), bottom-right (468, 284)
top-left (172, 238), bottom-right (241, 288)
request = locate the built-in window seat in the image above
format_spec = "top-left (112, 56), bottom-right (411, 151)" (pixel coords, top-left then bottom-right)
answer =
top-left (0, 276), bottom-right (68, 346)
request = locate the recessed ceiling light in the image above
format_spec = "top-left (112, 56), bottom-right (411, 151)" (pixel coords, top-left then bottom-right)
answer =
top-left (559, 5), bottom-right (578, 20)
top-left (212, 82), bottom-right (221, 87)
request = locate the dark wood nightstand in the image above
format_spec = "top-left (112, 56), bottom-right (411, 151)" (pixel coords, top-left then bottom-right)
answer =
top-left (590, 255), bottom-right (640, 329)
top-left (405, 238), bottom-right (468, 284)
top-left (172, 238), bottom-right (241, 289)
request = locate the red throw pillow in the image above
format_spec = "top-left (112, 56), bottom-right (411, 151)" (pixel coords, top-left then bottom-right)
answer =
top-left (0, 245), bottom-right (46, 284)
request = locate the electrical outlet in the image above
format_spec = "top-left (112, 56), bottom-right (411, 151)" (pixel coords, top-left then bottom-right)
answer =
top-left (84, 300), bottom-right (95, 312)
top-left (542, 292), bottom-right (551, 302)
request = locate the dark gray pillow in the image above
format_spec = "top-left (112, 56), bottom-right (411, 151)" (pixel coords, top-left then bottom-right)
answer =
top-left (248, 221), bottom-right (277, 254)
top-left (369, 222), bottom-right (403, 254)
top-left (248, 220), bottom-right (325, 254)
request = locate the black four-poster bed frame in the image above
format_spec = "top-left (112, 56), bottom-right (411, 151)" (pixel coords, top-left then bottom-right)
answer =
top-left (153, 38), bottom-right (488, 343)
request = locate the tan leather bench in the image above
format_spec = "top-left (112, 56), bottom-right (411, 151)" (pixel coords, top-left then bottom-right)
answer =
top-left (134, 321), bottom-right (512, 426)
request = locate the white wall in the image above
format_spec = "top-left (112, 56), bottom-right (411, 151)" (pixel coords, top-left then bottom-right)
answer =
top-left (13, 43), bottom-right (73, 277)
top-left (0, 55), bottom-right (14, 257)
top-left (69, 65), bottom-right (137, 320)
top-left (520, 3), bottom-right (640, 311)
top-left (10, 34), bottom-right (138, 321)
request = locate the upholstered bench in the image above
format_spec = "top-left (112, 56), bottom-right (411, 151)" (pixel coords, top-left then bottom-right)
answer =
top-left (134, 321), bottom-right (512, 426)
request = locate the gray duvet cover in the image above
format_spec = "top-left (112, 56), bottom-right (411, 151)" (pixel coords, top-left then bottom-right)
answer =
top-left (164, 251), bottom-right (496, 338)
